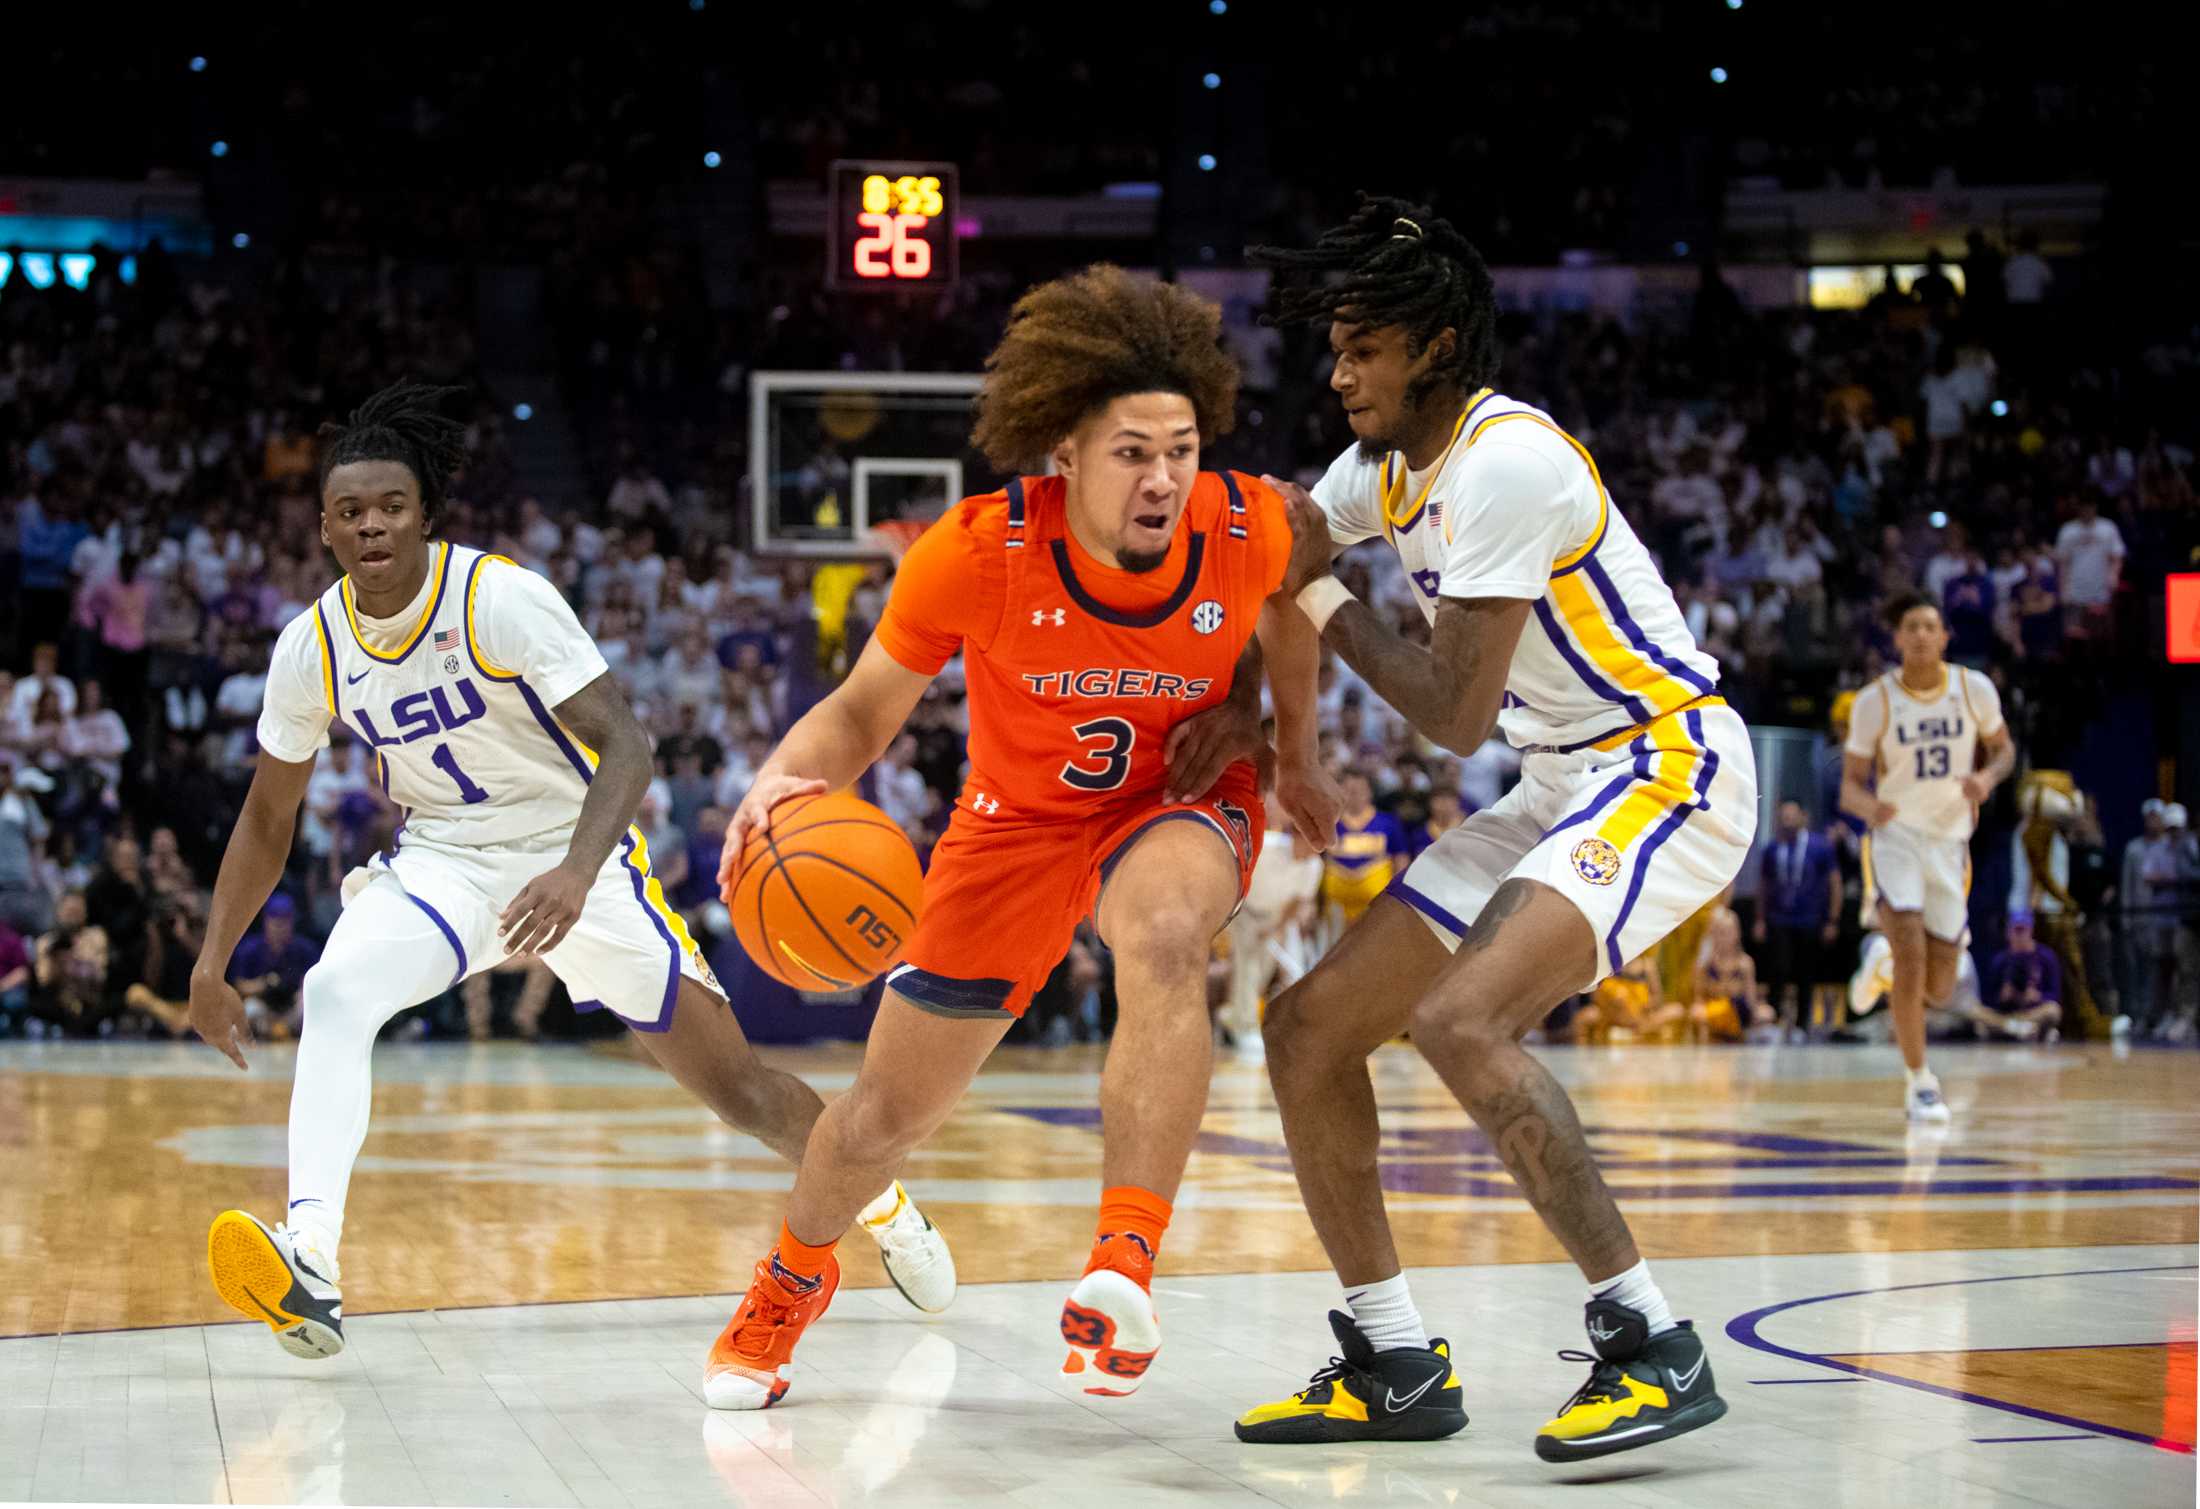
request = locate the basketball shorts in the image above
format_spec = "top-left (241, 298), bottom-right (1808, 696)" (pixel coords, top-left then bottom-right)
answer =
top-left (337, 826), bottom-right (722, 1031)
top-left (889, 764), bottom-right (1264, 1018)
top-left (1386, 700), bottom-right (1758, 986)
top-left (1859, 823), bottom-right (1970, 943)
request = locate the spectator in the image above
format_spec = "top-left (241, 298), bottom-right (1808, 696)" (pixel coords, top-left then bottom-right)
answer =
top-left (82, 554), bottom-right (152, 732)
top-left (0, 756), bottom-right (53, 934)
top-left (84, 833), bottom-right (153, 998)
top-left (0, 917), bottom-right (30, 1036)
top-left (1322, 769), bottom-right (1409, 936)
top-left (33, 890), bottom-right (112, 1036)
top-left (2123, 798), bottom-right (2176, 1029)
top-left (1912, 247), bottom-right (1960, 317)
top-left (1222, 812), bottom-right (1324, 1054)
top-left (11, 642), bottom-right (77, 724)
top-left (1752, 800), bottom-right (1841, 1032)
top-left (606, 455), bottom-right (673, 522)
top-left (228, 893), bottom-right (320, 1037)
top-left (2002, 231), bottom-right (2053, 305)
top-left (1408, 787), bottom-right (1465, 859)
top-left (2053, 494), bottom-right (2125, 645)
top-left (1939, 550), bottom-right (1997, 667)
top-left (61, 680), bottom-right (131, 791)
top-left (871, 733), bottom-right (934, 836)
top-left (1981, 912), bottom-right (2063, 1041)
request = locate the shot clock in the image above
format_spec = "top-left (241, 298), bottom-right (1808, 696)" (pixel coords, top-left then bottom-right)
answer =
top-left (827, 160), bottom-right (958, 291)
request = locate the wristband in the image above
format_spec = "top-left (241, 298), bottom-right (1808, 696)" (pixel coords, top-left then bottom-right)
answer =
top-left (1295, 575), bottom-right (1356, 633)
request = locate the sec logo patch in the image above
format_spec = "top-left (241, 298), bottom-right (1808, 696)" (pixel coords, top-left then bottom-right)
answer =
top-left (1570, 836), bottom-right (1623, 887)
top-left (1190, 599), bottom-right (1225, 635)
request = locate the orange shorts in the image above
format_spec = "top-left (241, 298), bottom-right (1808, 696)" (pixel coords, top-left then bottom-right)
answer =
top-left (889, 764), bottom-right (1264, 1018)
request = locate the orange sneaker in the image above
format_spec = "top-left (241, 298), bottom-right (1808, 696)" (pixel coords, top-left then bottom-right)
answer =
top-left (704, 1251), bottom-right (840, 1410)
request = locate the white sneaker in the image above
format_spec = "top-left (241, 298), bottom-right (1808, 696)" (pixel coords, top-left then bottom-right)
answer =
top-left (860, 1183), bottom-right (956, 1314)
top-left (1059, 1266), bottom-right (1160, 1396)
top-left (207, 1210), bottom-right (345, 1358)
top-left (1905, 1076), bottom-right (1952, 1124)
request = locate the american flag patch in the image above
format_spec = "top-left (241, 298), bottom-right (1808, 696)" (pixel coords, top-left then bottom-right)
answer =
top-left (433, 628), bottom-right (462, 652)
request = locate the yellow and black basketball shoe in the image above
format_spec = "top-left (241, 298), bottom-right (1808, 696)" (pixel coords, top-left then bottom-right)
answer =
top-left (1534, 1298), bottom-right (1726, 1462)
top-left (1234, 1311), bottom-right (1466, 1444)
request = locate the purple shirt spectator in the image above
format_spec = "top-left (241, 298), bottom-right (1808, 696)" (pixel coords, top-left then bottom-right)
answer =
top-left (1986, 943), bottom-right (2062, 1008)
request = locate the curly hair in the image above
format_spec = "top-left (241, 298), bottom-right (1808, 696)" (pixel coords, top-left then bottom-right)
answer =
top-left (1249, 193), bottom-right (1501, 404)
top-left (317, 379), bottom-right (471, 525)
top-left (970, 265), bottom-right (1239, 473)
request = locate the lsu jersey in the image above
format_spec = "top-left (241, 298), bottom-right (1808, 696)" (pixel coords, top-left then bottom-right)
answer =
top-left (1843, 666), bottom-right (2005, 842)
top-left (258, 542), bottom-right (612, 850)
top-left (873, 471), bottom-right (1290, 825)
top-left (1313, 389), bottom-right (1721, 751)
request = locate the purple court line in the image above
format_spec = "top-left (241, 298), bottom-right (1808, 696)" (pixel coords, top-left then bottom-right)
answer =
top-left (1725, 1264), bottom-right (2199, 1455)
top-left (1749, 1377), bottom-right (1862, 1384)
top-left (1973, 1434), bottom-right (2104, 1444)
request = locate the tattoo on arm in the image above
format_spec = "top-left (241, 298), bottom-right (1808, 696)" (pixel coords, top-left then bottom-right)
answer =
top-left (1321, 596), bottom-right (1524, 754)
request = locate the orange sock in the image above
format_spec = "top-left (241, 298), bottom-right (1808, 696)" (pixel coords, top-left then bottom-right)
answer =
top-left (769, 1220), bottom-right (838, 1291)
top-left (1086, 1185), bottom-right (1172, 1286)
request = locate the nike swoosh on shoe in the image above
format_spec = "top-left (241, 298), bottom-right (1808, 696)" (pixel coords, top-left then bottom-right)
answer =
top-left (1673, 1354), bottom-right (1706, 1392)
top-left (1383, 1370), bottom-right (1445, 1413)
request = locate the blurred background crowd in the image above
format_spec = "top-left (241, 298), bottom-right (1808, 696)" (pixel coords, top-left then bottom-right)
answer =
top-left (2, 0), bottom-right (2193, 1048)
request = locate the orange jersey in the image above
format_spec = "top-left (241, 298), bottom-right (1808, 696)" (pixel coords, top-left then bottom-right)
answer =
top-left (874, 471), bottom-right (1290, 824)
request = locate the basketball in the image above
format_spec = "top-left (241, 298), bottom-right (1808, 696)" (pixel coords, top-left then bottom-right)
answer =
top-left (725, 789), bottom-right (924, 991)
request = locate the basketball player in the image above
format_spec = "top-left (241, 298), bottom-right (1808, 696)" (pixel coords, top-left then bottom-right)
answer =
top-left (1230, 198), bottom-right (1758, 1460)
top-left (186, 382), bottom-right (954, 1360)
top-left (1839, 592), bottom-right (2013, 1120)
top-left (700, 265), bottom-right (1338, 1410)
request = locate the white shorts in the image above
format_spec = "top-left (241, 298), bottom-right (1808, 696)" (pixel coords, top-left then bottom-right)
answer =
top-left (339, 826), bottom-right (722, 1031)
top-left (1860, 823), bottom-right (1970, 943)
top-left (1387, 700), bottom-right (1758, 985)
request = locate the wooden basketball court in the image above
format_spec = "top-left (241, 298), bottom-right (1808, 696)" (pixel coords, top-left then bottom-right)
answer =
top-left (2, 1037), bottom-right (2193, 1504)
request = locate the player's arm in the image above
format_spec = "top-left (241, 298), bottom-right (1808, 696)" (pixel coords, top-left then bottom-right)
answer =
top-left (1301, 579), bottom-right (1530, 758)
top-left (719, 635), bottom-right (936, 891)
top-left (1962, 725), bottom-right (2015, 805)
top-left (189, 749), bottom-right (316, 1069)
top-left (1839, 753), bottom-right (1896, 828)
top-left (1253, 594), bottom-right (1342, 850)
top-left (497, 672), bottom-right (656, 957)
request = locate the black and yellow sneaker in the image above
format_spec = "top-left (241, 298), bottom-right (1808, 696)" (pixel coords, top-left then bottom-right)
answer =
top-left (1234, 1311), bottom-right (1467, 1444)
top-left (1534, 1298), bottom-right (1726, 1463)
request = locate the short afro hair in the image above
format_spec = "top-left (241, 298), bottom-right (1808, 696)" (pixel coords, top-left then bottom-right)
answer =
top-left (970, 264), bottom-right (1239, 474)
top-left (1883, 590), bottom-right (1943, 630)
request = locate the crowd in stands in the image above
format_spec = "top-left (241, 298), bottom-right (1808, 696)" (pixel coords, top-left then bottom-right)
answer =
top-left (3, 204), bottom-right (2196, 1045)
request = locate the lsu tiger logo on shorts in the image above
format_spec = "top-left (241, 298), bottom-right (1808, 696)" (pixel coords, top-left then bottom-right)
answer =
top-left (1570, 836), bottom-right (1623, 886)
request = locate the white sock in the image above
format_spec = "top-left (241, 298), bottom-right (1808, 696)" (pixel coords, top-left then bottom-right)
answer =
top-left (856, 1182), bottom-right (906, 1228)
top-left (285, 1200), bottom-right (342, 1271)
top-left (1590, 1259), bottom-right (1676, 1339)
top-left (1345, 1273), bottom-right (1430, 1353)
top-left (1905, 1065), bottom-right (1935, 1090)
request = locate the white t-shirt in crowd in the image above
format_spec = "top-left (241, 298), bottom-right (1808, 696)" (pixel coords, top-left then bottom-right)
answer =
top-left (2054, 517), bottom-right (2126, 608)
top-left (2003, 253), bottom-right (2052, 304)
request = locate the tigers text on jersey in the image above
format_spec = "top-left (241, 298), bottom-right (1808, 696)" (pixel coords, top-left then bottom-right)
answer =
top-left (1313, 389), bottom-right (1722, 751)
top-left (257, 542), bottom-right (612, 850)
top-left (873, 471), bottom-right (1289, 824)
top-left (1843, 666), bottom-right (2005, 841)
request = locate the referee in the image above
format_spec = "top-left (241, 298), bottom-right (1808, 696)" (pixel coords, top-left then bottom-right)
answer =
top-left (1753, 800), bottom-right (1843, 1033)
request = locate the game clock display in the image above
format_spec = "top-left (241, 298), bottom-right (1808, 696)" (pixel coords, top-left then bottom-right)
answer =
top-left (827, 160), bottom-right (958, 291)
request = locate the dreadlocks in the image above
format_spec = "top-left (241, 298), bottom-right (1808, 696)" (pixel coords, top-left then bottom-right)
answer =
top-left (1249, 194), bottom-right (1501, 406)
top-left (316, 380), bottom-right (470, 525)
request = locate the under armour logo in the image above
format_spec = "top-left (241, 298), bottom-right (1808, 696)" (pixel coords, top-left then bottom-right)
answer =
top-left (970, 792), bottom-right (1000, 814)
top-left (1033, 608), bottom-right (1066, 627)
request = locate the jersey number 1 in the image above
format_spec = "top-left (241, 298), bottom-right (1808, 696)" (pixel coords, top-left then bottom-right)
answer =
top-left (431, 742), bottom-right (491, 804)
top-left (1060, 717), bottom-right (1134, 791)
top-left (1914, 744), bottom-right (1951, 780)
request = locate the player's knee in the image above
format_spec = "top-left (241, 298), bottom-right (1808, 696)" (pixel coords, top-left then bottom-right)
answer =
top-left (837, 1077), bottom-right (944, 1162)
top-left (1406, 994), bottom-right (1505, 1063)
top-left (1108, 909), bottom-right (1215, 992)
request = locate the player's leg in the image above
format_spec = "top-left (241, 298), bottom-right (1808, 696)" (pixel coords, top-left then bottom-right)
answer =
top-left (704, 993), bottom-right (1010, 1408)
top-left (208, 871), bottom-right (466, 1359)
top-left (634, 977), bottom-right (827, 1165)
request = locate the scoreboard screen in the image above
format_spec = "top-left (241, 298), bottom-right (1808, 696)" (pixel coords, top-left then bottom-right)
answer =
top-left (2169, 573), bottom-right (2200, 663)
top-left (827, 160), bottom-right (958, 292)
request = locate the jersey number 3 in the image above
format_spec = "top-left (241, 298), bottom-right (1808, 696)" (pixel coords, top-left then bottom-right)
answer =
top-left (1060, 717), bottom-right (1134, 791)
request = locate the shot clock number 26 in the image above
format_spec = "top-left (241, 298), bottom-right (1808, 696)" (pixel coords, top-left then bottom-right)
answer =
top-left (828, 160), bottom-right (958, 291)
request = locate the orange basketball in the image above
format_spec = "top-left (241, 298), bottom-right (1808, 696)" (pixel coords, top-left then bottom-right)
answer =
top-left (725, 789), bottom-right (924, 992)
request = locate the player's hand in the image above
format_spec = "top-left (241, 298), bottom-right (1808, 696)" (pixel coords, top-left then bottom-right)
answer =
top-left (720, 772), bottom-right (829, 898)
top-left (1262, 475), bottom-right (1336, 598)
top-left (1164, 700), bottom-right (1265, 804)
top-left (499, 863), bottom-right (592, 958)
top-left (1274, 756), bottom-right (1342, 854)
top-left (1960, 773), bottom-right (1993, 805)
top-left (1867, 799), bottom-right (1899, 828)
top-left (188, 968), bottom-right (252, 1071)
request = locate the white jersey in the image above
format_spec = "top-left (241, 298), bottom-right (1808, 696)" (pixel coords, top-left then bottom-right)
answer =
top-left (1844, 667), bottom-right (2005, 842)
top-left (1314, 389), bottom-right (1721, 750)
top-left (258, 542), bottom-right (612, 851)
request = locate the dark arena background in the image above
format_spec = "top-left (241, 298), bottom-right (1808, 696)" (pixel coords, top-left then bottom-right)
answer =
top-left (0, 4), bottom-right (2194, 1506)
